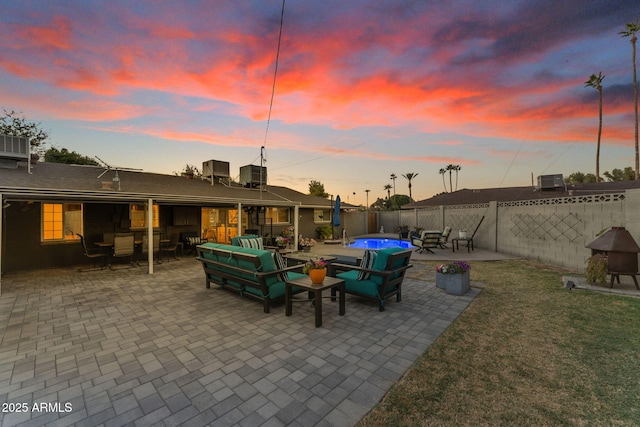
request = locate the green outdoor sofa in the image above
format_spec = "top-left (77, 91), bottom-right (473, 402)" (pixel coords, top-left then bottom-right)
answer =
top-left (330, 247), bottom-right (413, 311)
top-left (196, 242), bottom-right (305, 313)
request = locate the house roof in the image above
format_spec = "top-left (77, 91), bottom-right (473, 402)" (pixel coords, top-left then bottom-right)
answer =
top-left (0, 161), bottom-right (350, 209)
top-left (403, 180), bottom-right (640, 208)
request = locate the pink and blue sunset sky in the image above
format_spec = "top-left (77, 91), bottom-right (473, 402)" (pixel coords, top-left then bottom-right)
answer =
top-left (1, 0), bottom-right (638, 204)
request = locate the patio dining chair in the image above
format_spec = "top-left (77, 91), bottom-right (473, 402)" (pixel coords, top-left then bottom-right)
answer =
top-left (77, 234), bottom-right (107, 270)
top-left (160, 233), bottom-right (180, 261)
top-left (112, 232), bottom-right (136, 268)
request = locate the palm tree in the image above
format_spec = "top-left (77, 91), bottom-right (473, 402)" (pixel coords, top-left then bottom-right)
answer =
top-left (390, 173), bottom-right (397, 209)
top-left (439, 168), bottom-right (447, 192)
top-left (448, 164), bottom-right (461, 191)
top-left (620, 21), bottom-right (640, 180)
top-left (390, 173), bottom-right (397, 197)
top-left (585, 72), bottom-right (605, 182)
top-left (402, 172), bottom-right (419, 201)
top-left (384, 184), bottom-right (392, 200)
top-left (445, 164), bottom-right (456, 192)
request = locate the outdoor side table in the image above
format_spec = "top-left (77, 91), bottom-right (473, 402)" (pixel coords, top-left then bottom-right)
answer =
top-left (285, 276), bottom-right (345, 327)
top-left (452, 237), bottom-right (474, 253)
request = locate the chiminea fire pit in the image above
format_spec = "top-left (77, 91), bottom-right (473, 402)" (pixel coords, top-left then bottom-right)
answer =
top-left (586, 227), bottom-right (640, 290)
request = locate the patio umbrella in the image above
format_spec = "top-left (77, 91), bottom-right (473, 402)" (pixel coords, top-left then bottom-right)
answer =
top-left (333, 195), bottom-right (341, 227)
top-left (332, 195), bottom-right (341, 239)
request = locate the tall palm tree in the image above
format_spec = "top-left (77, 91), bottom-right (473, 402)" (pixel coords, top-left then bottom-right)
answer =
top-left (445, 164), bottom-right (456, 192)
top-left (585, 72), bottom-right (605, 183)
top-left (449, 164), bottom-right (461, 191)
top-left (390, 173), bottom-right (397, 197)
top-left (390, 173), bottom-right (397, 209)
top-left (620, 21), bottom-right (640, 180)
top-left (384, 184), bottom-right (392, 200)
top-left (402, 172), bottom-right (418, 201)
top-left (439, 168), bottom-right (447, 192)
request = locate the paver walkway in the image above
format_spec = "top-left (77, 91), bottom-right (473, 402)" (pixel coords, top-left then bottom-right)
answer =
top-left (0, 258), bottom-right (479, 426)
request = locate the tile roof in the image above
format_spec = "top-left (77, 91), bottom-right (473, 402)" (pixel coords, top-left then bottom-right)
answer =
top-left (404, 180), bottom-right (640, 208)
top-left (0, 161), bottom-right (349, 208)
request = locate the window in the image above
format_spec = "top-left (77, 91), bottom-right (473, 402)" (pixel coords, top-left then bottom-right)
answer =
top-left (130, 203), bottom-right (159, 228)
top-left (42, 203), bottom-right (82, 241)
top-left (265, 207), bottom-right (290, 224)
top-left (314, 209), bottom-right (331, 224)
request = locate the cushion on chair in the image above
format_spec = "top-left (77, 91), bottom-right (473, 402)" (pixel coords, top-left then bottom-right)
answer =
top-left (238, 237), bottom-right (264, 250)
top-left (357, 250), bottom-right (377, 280)
top-left (271, 251), bottom-right (289, 282)
top-left (187, 236), bottom-right (202, 246)
top-left (337, 270), bottom-right (379, 297)
top-left (370, 247), bottom-right (408, 285)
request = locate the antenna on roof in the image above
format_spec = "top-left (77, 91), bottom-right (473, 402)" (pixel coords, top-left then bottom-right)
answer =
top-left (95, 156), bottom-right (142, 191)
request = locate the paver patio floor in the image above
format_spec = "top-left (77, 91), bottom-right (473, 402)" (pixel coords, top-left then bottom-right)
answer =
top-left (0, 257), bottom-right (479, 426)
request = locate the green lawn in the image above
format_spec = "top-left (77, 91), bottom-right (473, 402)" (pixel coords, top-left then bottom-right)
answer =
top-left (358, 260), bottom-right (640, 426)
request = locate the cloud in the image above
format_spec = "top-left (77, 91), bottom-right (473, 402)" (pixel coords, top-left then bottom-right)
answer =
top-left (0, 0), bottom-right (637, 166)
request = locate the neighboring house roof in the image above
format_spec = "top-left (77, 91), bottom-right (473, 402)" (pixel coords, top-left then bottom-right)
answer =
top-left (0, 161), bottom-right (352, 209)
top-left (404, 180), bottom-right (640, 208)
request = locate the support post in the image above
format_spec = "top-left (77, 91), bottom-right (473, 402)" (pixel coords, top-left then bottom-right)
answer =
top-left (147, 198), bottom-right (153, 274)
top-left (237, 203), bottom-right (242, 237)
top-left (294, 205), bottom-right (299, 249)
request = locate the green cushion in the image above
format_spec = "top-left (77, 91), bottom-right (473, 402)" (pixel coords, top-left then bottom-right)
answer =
top-left (371, 247), bottom-right (406, 270)
top-left (370, 247), bottom-right (407, 285)
top-left (337, 270), bottom-right (379, 297)
top-left (243, 272), bottom-right (306, 299)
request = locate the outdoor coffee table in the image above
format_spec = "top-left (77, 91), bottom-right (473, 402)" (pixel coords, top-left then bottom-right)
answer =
top-left (285, 276), bottom-right (345, 327)
top-left (283, 253), bottom-right (337, 267)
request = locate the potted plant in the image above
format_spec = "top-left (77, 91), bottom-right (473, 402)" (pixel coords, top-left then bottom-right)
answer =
top-left (298, 237), bottom-right (316, 252)
top-left (398, 225), bottom-right (409, 239)
top-left (585, 253), bottom-right (608, 286)
top-left (435, 261), bottom-right (471, 295)
top-left (275, 236), bottom-right (289, 248)
top-left (303, 258), bottom-right (327, 284)
top-left (315, 224), bottom-right (332, 240)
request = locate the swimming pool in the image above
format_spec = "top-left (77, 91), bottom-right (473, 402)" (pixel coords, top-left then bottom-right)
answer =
top-left (348, 238), bottom-right (412, 249)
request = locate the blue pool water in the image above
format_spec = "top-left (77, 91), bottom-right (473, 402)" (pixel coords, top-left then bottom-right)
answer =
top-left (348, 238), bottom-right (412, 249)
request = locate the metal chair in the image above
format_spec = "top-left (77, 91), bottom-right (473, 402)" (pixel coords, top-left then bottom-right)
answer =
top-left (411, 230), bottom-right (441, 254)
top-left (438, 226), bottom-right (452, 248)
top-left (77, 234), bottom-right (107, 270)
top-left (160, 233), bottom-right (180, 261)
top-left (112, 233), bottom-right (136, 268)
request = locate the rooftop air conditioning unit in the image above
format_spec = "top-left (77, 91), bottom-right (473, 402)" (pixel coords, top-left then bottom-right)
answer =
top-left (0, 135), bottom-right (30, 170)
top-left (202, 160), bottom-right (230, 185)
top-left (240, 164), bottom-right (267, 188)
top-left (537, 174), bottom-right (564, 191)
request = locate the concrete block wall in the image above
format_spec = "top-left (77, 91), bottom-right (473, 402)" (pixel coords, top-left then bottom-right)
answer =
top-left (496, 192), bottom-right (630, 271)
top-left (394, 189), bottom-right (639, 273)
